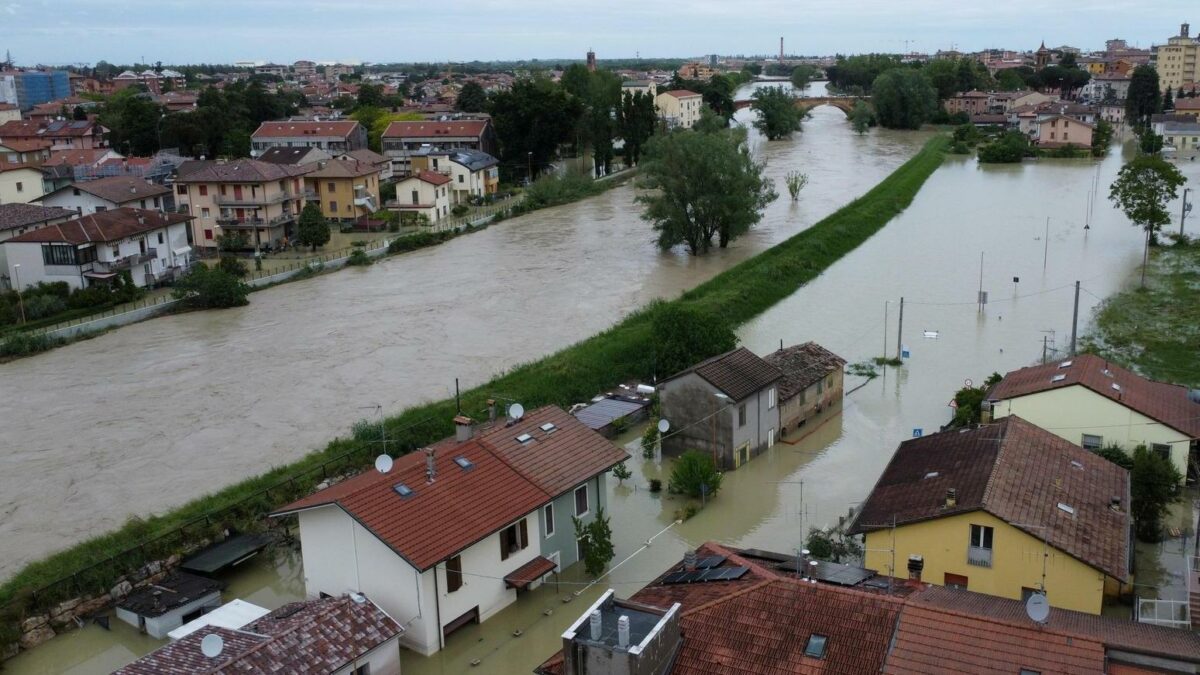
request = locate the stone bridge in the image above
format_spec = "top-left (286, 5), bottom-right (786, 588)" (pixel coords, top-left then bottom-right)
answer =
top-left (733, 96), bottom-right (867, 115)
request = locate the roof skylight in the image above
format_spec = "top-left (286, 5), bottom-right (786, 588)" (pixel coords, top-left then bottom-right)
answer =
top-left (1059, 360), bottom-right (1073, 368)
top-left (516, 433), bottom-right (533, 444)
top-left (393, 483), bottom-right (413, 498)
top-left (1056, 502), bottom-right (1075, 515)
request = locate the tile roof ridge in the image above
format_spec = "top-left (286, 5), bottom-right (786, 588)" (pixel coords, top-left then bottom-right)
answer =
top-left (978, 418), bottom-right (1011, 510)
top-left (678, 578), bottom-right (780, 618)
top-left (478, 434), bottom-right (556, 501)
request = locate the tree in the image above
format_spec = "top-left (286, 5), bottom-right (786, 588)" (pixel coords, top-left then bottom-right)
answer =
top-left (619, 90), bottom-right (657, 165)
top-left (356, 83), bottom-right (385, 108)
top-left (996, 68), bottom-right (1026, 91)
top-left (488, 77), bottom-right (584, 181)
top-left (1091, 119), bottom-right (1114, 157)
top-left (637, 127), bottom-right (777, 254)
top-left (172, 266), bottom-right (250, 309)
top-left (749, 86), bottom-right (805, 140)
top-left (611, 462), bottom-right (632, 484)
top-left (1109, 155), bottom-right (1186, 284)
top-left (651, 303), bottom-right (737, 377)
top-left (849, 101), bottom-right (874, 134)
top-left (922, 58), bottom-right (961, 101)
top-left (825, 54), bottom-right (903, 93)
top-left (456, 81), bottom-right (487, 112)
top-left (296, 202), bottom-right (331, 252)
top-left (701, 74), bottom-right (736, 120)
top-left (100, 88), bottom-right (165, 155)
top-left (1130, 445), bottom-right (1182, 541)
top-left (668, 450), bottom-right (723, 500)
top-left (1163, 87), bottom-right (1174, 112)
top-left (805, 526), bottom-right (863, 563)
top-left (573, 508), bottom-right (615, 577)
top-left (72, 105), bottom-right (87, 121)
top-left (871, 69), bottom-right (936, 130)
top-left (1126, 66), bottom-right (1161, 128)
top-left (785, 171), bottom-right (808, 201)
top-left (790, 65), bottom-right (820, 91)
top-left (977, 131), bottom-right (1029, 163)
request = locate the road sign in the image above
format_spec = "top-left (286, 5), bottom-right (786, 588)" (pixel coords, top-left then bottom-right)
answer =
top-left (949, 399), bottom-right (958, 409)
top-left (912, 428), bottom-right (923, 438)
top-left (901, 344), bottom-right (910, 359)
top-left (964, 378), bottom-right (973, 387)
top-left (978, 291), bottom-right (989, 305)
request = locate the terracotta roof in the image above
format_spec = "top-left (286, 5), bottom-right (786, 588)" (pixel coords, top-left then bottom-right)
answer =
top-left (660, 89), bottom-right (702, 98)
top-left (6, 208), bottom-right (192, 245)
top-left (1038, 114), bottom-right (1096, 129)
top-left (251, 120), bottom-right (362, 139)
top-left (381, 120), bottom-right (489, 139)
top-left (113, 594), bottom-right (401, 674)
top-left (850, 416), bottom-right (1131, 579)
top-left (763, 342), bottom-right (846, 402)
top-left (412, 170), bottom-right (451, 186)
top-left (272, 406), bottom-right (627, 571)
top-left (0, 119), bottom-right (103, 139)
top-left (988, 354), bottom-right (1200, 438)
top-left (339, 148), bottom-right (389, 165)
top-left (0, 161), bottom-right (36, 174)
top-left (42, 148), bottom-right (111, 167)
top-left (39, 175), bottom-right (169, 204)
top-left (664, 347), bottom-right (783, 402)
top-left (175, 159), bottom-right (313, 183)
top-left (505, 555), bottom-right (558, 589)
top-left (305, 158), bottom-right (378, 179)
top-left (1175, 98), bottom-right (1200, 111)
top-left (0, 138), bottom-right (52, 153)
top-left (0, 203), bottom-right (76, 233)
top-left (257, 147), bottom-right (325, 165)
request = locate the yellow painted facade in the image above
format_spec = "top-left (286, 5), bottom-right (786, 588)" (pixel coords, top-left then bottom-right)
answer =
top-left (992, 385), bottom-right (1190, 483)
top-left (304, 172), bottom-right (380, 222)
top-left (863, 511), bottom-right (1124, 615)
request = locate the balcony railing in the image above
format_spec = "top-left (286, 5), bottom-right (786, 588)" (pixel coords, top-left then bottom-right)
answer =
top-left (966, 546), bottom-right (993, 568)
top-left (100, 249), bottom-right (157, 271)
top-left (213, 192), bottom-right (294, 207)
top-left (216, 214), bottom-right (294, 227)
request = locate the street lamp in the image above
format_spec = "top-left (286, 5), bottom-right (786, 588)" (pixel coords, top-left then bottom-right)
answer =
top-left (526, 151), bottom-right (533, 185)
top-left (12, 263), bottom-right (24, 323)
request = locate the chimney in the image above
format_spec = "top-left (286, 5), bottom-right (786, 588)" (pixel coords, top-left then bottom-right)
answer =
top-left (980, 400), bottom-right (993, 424)
top-left (683, 550), bottom-right (697, 571)
top-left (487, 399), bottom-right (496, 423)
top-left (424, 449), bottom-right (436, 483)
top-left (616, 615), bottom-right (630, 649)
top-left (907, 554), bottom-right (924, 581)
top-left (1183, 23), bottom-right (1191, 38)
top-left (799, 548), bottom-right (810, 577)
top-left (589, 610), bottom-right (602, 641)
top-left (1110, 496), bottom-right (1122, 512)
top-left (945, 488), bottom-right (957, 508)
top-left (454, 415), bottom-right (474, 442)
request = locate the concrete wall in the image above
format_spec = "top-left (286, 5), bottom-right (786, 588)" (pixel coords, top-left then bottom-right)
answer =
top-left (863, 510), bottom-right (1120, 615)
top-left (779, 370), bottom-right (843, 434)
top-left (993, 386), bottom-right (1190, 483)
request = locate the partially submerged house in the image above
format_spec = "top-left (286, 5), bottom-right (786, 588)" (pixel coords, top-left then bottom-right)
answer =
top-left (115, 572), bottom-right (223, 639)
top-left (763, 341), bottom-right (846, 436)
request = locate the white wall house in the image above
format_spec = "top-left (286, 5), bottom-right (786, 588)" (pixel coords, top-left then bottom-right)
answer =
top-left (273, 407), bottom-right (628, 657)
top-left (0, 164), bottom-right (44, 205)
top-left (391, 170), bottom-right (451, 223)
top-left (4, 208), bottom-right (193, 290)
top-left (36, 175), bottom-right (169, 215)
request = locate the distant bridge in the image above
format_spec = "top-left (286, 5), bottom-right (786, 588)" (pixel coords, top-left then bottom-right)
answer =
top-left (733, 96), bottom-right (868, 115)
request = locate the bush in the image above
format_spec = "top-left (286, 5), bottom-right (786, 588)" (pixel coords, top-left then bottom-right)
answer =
top-left (172, 266), bottom-right (250, 309)
top-left (1095, 443), bottom-right (1134, 469)
top-left (573, 507), bottom-right (615, 577)
top-left (648, 478), bottom-right (663, 492)
top-left (217, 256), bottom-right (248, 278)
top-left (522, 173), bottom-right (605, 210)
top-left (668, 450), bottom-right (722, 499)
top-left (451, 204), bottom-right (469, 217)
top-left (1131, 444), bottom-right (1183, 541)
top-left (611, 462), bottom-right (632, 484)
top-left (978, 131), bottom-right (1030, 163)
top-left (805, 526), bottom-right (863, 563)
top-left (0, 332), bottom-right (65, 357)
top-left (641, 421), bottom-right (660, 458)
top-left (22, 294), bottom-right (67, 320)
top-left (346, 249), bottom-right (372, 266)
top-left (651, 303), bottom-right (737, 378)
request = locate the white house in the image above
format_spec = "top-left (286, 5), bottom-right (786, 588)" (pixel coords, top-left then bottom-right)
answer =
top-left (409, 147), bottom-right (499, 204)
top-left (271, 406), bottom-right (628, 656)
top-left (988, 354), bottom-right (1200, 484)
top-left (0, 203), bottom-right (75, 287)
top-left (0, 163), bottom-right (44, 205)
top-left (4, 208), bottom-right (194, 290)
top-left (35, 175), bottom-right (170, 215)
top-left (391, 170), bottom-right (452, 223)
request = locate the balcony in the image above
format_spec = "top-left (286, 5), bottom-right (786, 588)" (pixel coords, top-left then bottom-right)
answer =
top-left (100, 249), bottom-right (157, 271)
top-left (213, 192), bottom-right (294, 207)
top-left (302, 189), bottom-right (318, 200)
top-left (966, 546), bottom-right (992, 568)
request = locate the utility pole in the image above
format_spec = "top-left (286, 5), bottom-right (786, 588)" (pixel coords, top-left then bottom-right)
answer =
top-left (882, 300), bottom-right (889, 360)
top-left (1043, 336), bottom-right (1049, 364)
top-left (1182, 187), bottom-right (1192, 237)
top-left (1070, 281), bottom-right (1080, 356)
top-left (1042, 217), bottom-right (1049, 271)
top-left (977, 251), bottom-right (984, 312)
top-left (895, 297), bottom-right (904, 360)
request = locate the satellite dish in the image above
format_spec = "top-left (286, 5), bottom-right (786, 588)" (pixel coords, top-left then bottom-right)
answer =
top-left (374, 454), bottom-right (393, 474)
top-left (657, 419), bottom-right (670, 433)
top-left (508, 403), bottom-right (525, 420)
top-left (1025, 592), bottom-right (1050, 623)
top-left (201, 633), bottom-right (225, 658)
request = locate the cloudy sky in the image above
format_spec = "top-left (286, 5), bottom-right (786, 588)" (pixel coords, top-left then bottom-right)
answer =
top-left (0, 0), bottom-right (1194, 65)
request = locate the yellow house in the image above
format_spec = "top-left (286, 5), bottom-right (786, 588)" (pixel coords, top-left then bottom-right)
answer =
top-left (850, 416), bottom-right (1131, 615)
top-left (655, 90), bottom-right (704, 129)
top-left (988, 354), bottom-right (1200, 484)
top-left (303, 158), bottom-right (382, 223)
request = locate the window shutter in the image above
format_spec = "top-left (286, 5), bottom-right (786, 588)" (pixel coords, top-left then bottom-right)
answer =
top-left (500, 530), bottom-right (509, 561)
top-left (519, 519), bottom-right (528, 550)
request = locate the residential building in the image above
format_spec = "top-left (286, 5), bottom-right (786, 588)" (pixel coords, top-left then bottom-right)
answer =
top-left (250, 120), bottom-right (368, 157)
top-left (1174, 97), bottom-right (1200, 119)
top-left (0, 118), bottom-right (108, 151)
top-left (1099, 100), bottom-right (1127, 126)
top-left (111, 69), bottom-right (185, 95)
top-left (537, 541), bottom-right (1200, 675)
top-left (988, 354), bottom-right (1200, 483)
top-left (257, 146), bottom-right (332, 166)
top-left (1083, 74), bottom-right (1133, 101)
top-left (762, 342), bottom-right (846, 436)
top-left (338, 148), bottom-right (393, 182)
top-left (409, 147), bottom-right (499, 204)
top-left (0, 70), bottom-right (70, 109)
top-left (621, 80), bottom-right (658, 98)
top-left (323, 64), bottom-right (355, 81)
top-left (659, 347), bottom-right (781, 469)
top-left (3, 208), bottom-right (193, 290)
top-left (0, 163), bottom-right (43, 204)
top-left (0, 139), bottom-right (52, 166)
top-left (115, 573), bottom-right (223, 639)
top-left (851, 416), bottom-right (1131, 615)
top-left (270, 406), bottom-right (628, 656)
top-left (1163, 121), bottom-right (1200, 157)
top-left (381, 119), bottom-right (497, 174)
top-left (655, 90), bottom-right (703, 129)
top-left (303, 158), bottom-right (382, 222)
top-left (0, 103), bottom-right (18, 123)
top-left (1009, 90), bottom-right (1056, 109)
top-left (253, 63), bottom-right (290, 78)
top-left (174, 159), bottom-right (312, 252)
top-left (293, 60), bottom-right (317, 79)
top-left (35, 175), bottom-right (169, 215)
top-left (390, 170), bottom-right (451, 223)
top-left (944, 90), bottom-right (992, 116)
top-left (677, 62), bottom-right (718, 80)
top-left (114, 594), bottom-right (402, 675)
top-left (1035, 114), bottom-right (1095, 148)
top-left (1156, 23), bottom-right (1200, 92)
top-left (0, 203), bottom-right (74, 282)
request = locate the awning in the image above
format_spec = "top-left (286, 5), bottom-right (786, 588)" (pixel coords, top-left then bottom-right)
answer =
top-left (504, 555), bottom-right (558, 590)
top-left (83, 271), bottom-right (118, 280)
top-left (173, 246), bottom-right (192, 257)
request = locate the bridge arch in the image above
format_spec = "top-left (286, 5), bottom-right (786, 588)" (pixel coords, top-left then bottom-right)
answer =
top-left (732, 96), bottom-right (868, 117)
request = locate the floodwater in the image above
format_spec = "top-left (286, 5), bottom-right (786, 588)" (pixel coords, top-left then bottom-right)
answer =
top-left (0, 81), bottom-right (928, 579)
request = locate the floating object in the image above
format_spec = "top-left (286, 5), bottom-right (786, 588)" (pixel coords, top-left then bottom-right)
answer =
top-left (923, 331), bottom-right (939, 339)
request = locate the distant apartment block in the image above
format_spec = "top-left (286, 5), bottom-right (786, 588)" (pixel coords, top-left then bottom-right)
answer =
top-left (381, 119), bottom-right (497, 174)
top-left (1156, 23), bottom-right (1200, 92)
top-left (250, 120), bottom-right (368, 157)
top-left (0, 70), bottom-right (71, 110)
top-left (174, 159), bottom-right (312, 252)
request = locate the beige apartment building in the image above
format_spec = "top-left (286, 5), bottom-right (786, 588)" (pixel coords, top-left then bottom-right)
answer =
top-left (174, 160), bottom-right (313, 252)
top-left (1157, 23), bottom-right (1200, 92)
top-left (655, 90), bottom-right (704, 129)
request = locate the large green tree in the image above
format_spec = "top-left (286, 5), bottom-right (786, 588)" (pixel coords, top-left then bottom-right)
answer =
top-left (871, 69), bottom-right (937, 129)
top-left (488, 77), bottom-right (584, 180)
top-left (637, 126), bottom-right (777, 254)
top-left (1130, 445), bottom-right (1183, 541)
top-left (825, 54), bottom-right (903, 93)
top-left (100, 89), bottom-right (164, 155)
top-left (790, 65), bottom-right (820, 91)
top-left (1109, 155), bottom-right (1186, 284)
top-left (651, 303), bottom-right (737, 377)
top-left (619, 90), bottom-right (657, 165)
top-left (296, 202), bottom-right (331, 252)
top-left (749, 86), bottom-right (805, 140)
top-left (1126, 66), bottom-right (1162, 128)
top-left (455, 81), bottom-right (487, 112)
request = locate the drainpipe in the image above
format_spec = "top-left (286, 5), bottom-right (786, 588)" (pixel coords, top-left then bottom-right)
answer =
top-left (432, 565), bottom-right (443, 651)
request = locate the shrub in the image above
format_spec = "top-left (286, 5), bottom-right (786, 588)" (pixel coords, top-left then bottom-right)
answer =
top-left (668, 450), bottom-right (722, 499)
top-left (648, 478), bottom-right (663, 493)
top-left (805, 526), bottom-right (863, 563)
top-left (0, 332), bottom-right (65, 357)
top-left (1095, 443), bottom-right (1133, 469)
top-left (651, 303), bottom-right (737, 378)
top-left (451, 204), bottom-right (469, 217)
top-left (641, 421), bottom-right (660, 458)
top-left (573, 507), bottom-right (615, 577)
top-left (978, 131), bottom-right (1029, 163)
top-left (23, 293), bottom-right (67, 320)
top-left (611, 462), bottom-right (632, 484)
top-left (172, 266), bottom-right (250, 309)
top-left (346, 249), bottom-right (372, 266)
top-left (217, 256), bottom-right (248, 278)
top-left (1131, 444), bottom-right (1183, 541)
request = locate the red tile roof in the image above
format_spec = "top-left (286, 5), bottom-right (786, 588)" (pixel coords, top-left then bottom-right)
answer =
top-left (113, 594), bottom-right (401, 674)
top-left (39, 175), bottom-right (169, 204)
top-left (988, 354), bottom-right (1200, 438)
top-left (505, 555), bottom-right (558, 589)
top-left (381, 120), bottom-right (489, 139)
top-left (0, 138), bottom-right (52, 153)
top-left (251, 120), bottom-right (362, 139)
top-left (175, 159), bottom-right (313, 183)
top-left (763, 342), bottom-right (846, 401)
top-left (850, 416), bottom-right (1131, 579)
top-left (6, 208), bottom-right (192, 245)
top-left (273, 406), bottom-right (627, 570)
top-left (413, 170), bottom-right (451, 186)
top-left (42, 148), bottom-right (111, 167)
top-left (1173, 98), bottom-right (1200, 111)
top-left (660, 90), bottom-right (702, 98)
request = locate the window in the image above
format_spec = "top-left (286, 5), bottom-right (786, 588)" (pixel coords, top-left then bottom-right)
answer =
top-left (72, 187), bottom-right (80, 196)
top-left (327, 182), bottom-right (336, 193)
top-left (330, 201), bottom-right (338, 213)
top-left (199, 185), bottom-right (208, 196)
top-left (157, 233), bottom-right (164, 244)
top-left (41, 244), bottom-right (77, 266)
top-left (177, 185), bottom-right (187, 195)
top-left (411, 190), bottom-right (419, 205)
top-left (574, 484), bottom-right (589, 517)
top-left (351, 665), bottom-right (371, 675)
top-left (969, 524), bottom-right (993, 549)
top-left (15, 181), bottom-right (22, 193)
top-left (201, 207), bottom-right (210, 218)
top-left (544, 503), bottom-right (555, 537)
top-left (944, 573), bottom-right (968, 589)
top-left (1081, 434), bottom-right (1103, 451)
top-left (94, 206), bottom-right (107, 212)
top-left (204, 229), bottom-right (214, 240)
top-left (1021, 587), bottom-right (1045, 602)
top-left (153, 197), bottom-right (160, 208)
top-left (968, 524), bottom-right (993, 567)
top-left (804, 634), bottom-right (827, 659)
top-left (767, 387), bottom-right (776, 409)
top-left (499, 518), bottom-right (529, 560)
top-left (768, 427), bottom-right (775, 448)
top-left (799, 389), bottom-right (807, 405)
top-left (139, 200), bottom-right (146, 209)
top-left (110, 245), bottom-right (120, 258)
top-left (446, 555), bottom-right (463, 593)
top-left (817, 379), bottom-right (824, 394)
top-left (458, 174), bottom-right (464, 183)
top-left (1019, 670), bottom-right (1040, 675)
top-left (738, 404), bottom-right (746, 427)
top-left (1152, 443), bottom-right (1172, 460)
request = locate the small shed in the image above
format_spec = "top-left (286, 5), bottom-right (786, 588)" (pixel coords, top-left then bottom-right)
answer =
top-left (115, 572), bottom-right (224, 639)
top-left (571, 392), bottom-right (651, 438)
top-left (167, 598), bottom-right (269, 640)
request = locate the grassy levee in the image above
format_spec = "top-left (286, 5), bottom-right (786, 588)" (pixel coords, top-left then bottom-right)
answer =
top-left (0, 135), bottom-right (947, 644)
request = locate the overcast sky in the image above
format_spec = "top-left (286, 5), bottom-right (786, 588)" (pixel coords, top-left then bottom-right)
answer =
top-left (1, 1), bottom-right (1194, 65)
